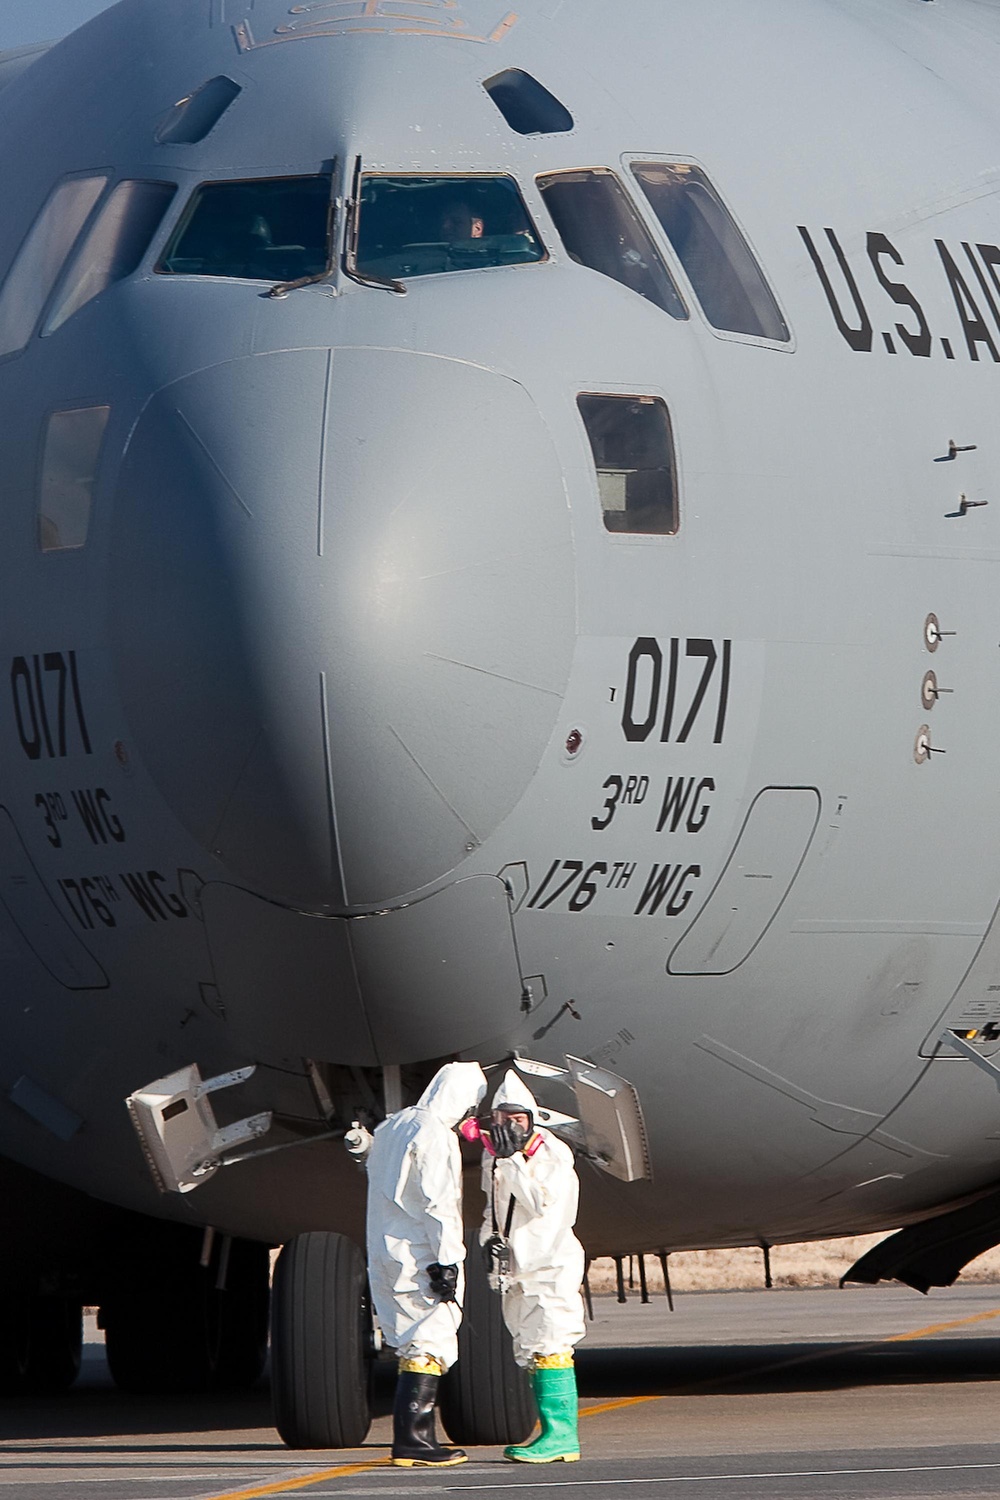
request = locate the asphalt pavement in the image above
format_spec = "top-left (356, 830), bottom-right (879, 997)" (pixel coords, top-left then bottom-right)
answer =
top-left (4, 1285), bottom-right (1000, 1500)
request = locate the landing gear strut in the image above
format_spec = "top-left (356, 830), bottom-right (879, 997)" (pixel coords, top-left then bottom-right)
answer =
top-left (270, 1231), bottom-right (374, 1448)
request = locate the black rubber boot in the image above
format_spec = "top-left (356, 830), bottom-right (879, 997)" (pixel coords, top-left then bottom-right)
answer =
top-left (391, 1370), bottom-right (468, 1467)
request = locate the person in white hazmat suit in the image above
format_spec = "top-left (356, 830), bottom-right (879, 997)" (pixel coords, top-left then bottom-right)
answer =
top-left (478, 1069), bottom-right (586, 1463)
top-left (366, 1061), bottom-right (487, 1468)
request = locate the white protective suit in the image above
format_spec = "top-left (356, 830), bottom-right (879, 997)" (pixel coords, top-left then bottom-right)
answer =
top-left (366, 1062), bottom-right (487, 1371)
top-left (479, 1070), bottom-right (586, 1367)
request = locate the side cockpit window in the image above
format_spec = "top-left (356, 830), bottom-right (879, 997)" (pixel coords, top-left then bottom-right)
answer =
top-left (578, 394), bottom-right (678, 535)
top-left (631, 163), bottom-right (789, 342)
top-left (45, 181), bottom-right (177, 334)
top-left (537, 169), bottom-right (686, 320)
top-left (0, 175), bottom-right (108, 357)
top-left (38, 406), bottom-right (110, 552)
top-left (354, 175), bottom-right (545, 281)
top-left (157, 176), bottom-right (331, 283)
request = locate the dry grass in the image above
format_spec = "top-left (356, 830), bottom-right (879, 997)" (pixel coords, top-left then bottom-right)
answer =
top-left (587, 1237), bottom-right (1000, 1293)
top-left (189, 1238), bottom-right (1000, 1302)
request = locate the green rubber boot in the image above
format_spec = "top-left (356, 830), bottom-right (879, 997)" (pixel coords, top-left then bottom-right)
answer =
top-left (504, 1364), bottom-right (580, 1463)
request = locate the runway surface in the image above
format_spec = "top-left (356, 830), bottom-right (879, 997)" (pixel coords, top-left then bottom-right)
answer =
top-left (5, 1284), bottom-right (1000, 1499)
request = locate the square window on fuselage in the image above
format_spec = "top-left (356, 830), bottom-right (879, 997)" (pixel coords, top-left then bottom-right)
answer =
top-left (577, 393), bottom-right (678, 536)
top-left (38, 406), bottom-right (110, 552)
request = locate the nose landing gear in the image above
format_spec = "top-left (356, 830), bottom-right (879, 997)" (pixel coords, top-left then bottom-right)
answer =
top-left (269, 1228), bottom-right (536, 1451)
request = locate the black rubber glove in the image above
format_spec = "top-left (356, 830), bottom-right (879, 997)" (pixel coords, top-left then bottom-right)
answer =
top-left (427, 1262), bottom-right (459, 1303)
top-left (490, 1120), bottom-right (528, 1158)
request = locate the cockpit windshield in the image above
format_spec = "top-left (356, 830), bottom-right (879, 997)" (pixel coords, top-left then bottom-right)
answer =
top-left (157, 175), bottom-right (331, 282)
top-left (354, 175), bottom-right (545, 282)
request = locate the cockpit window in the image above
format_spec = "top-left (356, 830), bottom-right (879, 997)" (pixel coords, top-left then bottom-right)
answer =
top-left (354, 175), bottom-right (545, 282)
top-left (0, 175), bottom-right (108, 358)
top-left (536, 169), bottom-right (686, 320)
top-left (157, 176), bottom-right (331, 283)
top-left (631, 163), bottom-right (789, 342)
top-left (577, 394), bottom-right (678, 535)
top-left (45, 181), bottom-right (177, 334)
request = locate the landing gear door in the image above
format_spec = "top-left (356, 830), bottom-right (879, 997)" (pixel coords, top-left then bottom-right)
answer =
top-left (565, 1056), bottom-right (652, 1184)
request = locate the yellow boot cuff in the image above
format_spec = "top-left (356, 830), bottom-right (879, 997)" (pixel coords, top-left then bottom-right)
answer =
top-left (399, 1354), bottom-right (445, 1376)
top-left (534, 1351), bottom-right (575, 1370)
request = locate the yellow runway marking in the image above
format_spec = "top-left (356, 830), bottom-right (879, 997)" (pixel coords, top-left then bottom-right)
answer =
top-left (201, 1306), bottom-right (1000, 1493)
top-left (580, 1395), bottom-right (662, 1419)
top-left (886, 1305), bottom-right (1000, 1341)
top-left (582, 1301), bottom-right (1000, 1414)
top-left (205, 1457), bottom-right (390, 1500)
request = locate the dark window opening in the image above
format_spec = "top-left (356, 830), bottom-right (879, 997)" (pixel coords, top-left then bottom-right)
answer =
top-left (537, 168), bottom-right (686, 320)
top-left (156, 76), bottom-right (242, 145)
top-left (632, 162), bottom-right (789, 341)
top-left (38, 405), bottom-right (110, 552)
top-left (0, 176), bottom-right (108, 356)
top-left (354, 175), bottom-right (545, 281)
top-left (45, 181), bottom-right (177, 333)
top-left (484, 69), bottom-right (574, 135)
top-left (577, 394), bottom-right (678, 535)
top-left (157, 176), bottom-right (331, 283)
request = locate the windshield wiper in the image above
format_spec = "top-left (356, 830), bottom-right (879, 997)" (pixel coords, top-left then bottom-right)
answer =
top-left (268, 162), bottom-right (338, 298)
top-left (343, 155), bottom-right (407, 295)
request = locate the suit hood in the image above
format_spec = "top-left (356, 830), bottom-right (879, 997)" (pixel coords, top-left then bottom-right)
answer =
top-left (416, 1061), bottom-right (488, 1128)
top-left (491, 1067), bottom-right (538, 1115)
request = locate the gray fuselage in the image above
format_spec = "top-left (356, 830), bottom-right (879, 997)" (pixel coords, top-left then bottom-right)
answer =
top-left (3, 0), bottom-right (1000, 1256)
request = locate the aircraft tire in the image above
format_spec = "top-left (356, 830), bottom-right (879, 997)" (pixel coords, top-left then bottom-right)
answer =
top-left (212, 1241), bottom-right (270, 1391)
top-left (270, 1231), bottom-right (373, 1448)
top-left (104, 1238), bottom-right (269, 1395)
top-left (439, 1231), bottom-right (536, 1447)
top-left (0, 1301), bottom-right (31, 1396)
top-left (25, 1300), bottom-right (82, 1393)
top-left (104, 1279), bottom-right (216, 1394)
top-left (0, 1298), bottom-right (81, 1397)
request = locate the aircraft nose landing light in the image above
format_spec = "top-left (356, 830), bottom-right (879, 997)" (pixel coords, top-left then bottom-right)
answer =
top-left (126, 1064), bottom-right (272, 1193)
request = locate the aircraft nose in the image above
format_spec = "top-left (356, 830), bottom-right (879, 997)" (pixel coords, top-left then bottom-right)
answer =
top-left (110, 347), bottom-right (575, 907)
